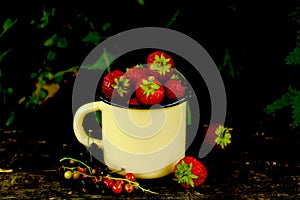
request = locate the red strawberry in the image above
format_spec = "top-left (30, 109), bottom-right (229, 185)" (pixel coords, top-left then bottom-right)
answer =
top-left (101, 70), bottom-right (124, 99)
top-left (204, 124), bottom-right (232, 149)
top-left (174, 156), bottom-right (208, 189)
top-left (101, 70), bottom-right (131, 100)
top-left (124, 64), bottom-right (150, 84)
top-left (135, 76), bottom-right (164, 105)
top-left (113, 75), bottom-right (132, 99)
top-left (147, 51), bottom-right (175, 82)
top-left (127, 96), bottom-right (140, 106)
top-left (165, 79), bottom-right (186, 100)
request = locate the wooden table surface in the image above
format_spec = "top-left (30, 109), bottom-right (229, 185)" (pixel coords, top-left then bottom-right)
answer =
top-left (0, 131), bottom-right (299, 199)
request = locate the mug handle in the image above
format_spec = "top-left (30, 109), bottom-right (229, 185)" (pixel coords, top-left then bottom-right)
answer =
top-left (73, 101), bottom-right (105, 150)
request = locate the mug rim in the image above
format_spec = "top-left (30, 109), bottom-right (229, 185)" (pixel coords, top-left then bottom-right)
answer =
top-left (97, 95), bottom-right (189, 110)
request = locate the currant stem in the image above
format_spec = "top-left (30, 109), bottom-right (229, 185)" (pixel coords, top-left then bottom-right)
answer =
top-left (103, 175), bottom-right (158, 194)
top-left (59, 157), bottom-right (93, 174)
top-left (109, 167), bottom-right (125, 174)
top-left (61, 165), bottom-right (158, 194)
top-left (63, 166), bottom-right (77, 171)
top-left (60, 157), bottom-right (158, 194)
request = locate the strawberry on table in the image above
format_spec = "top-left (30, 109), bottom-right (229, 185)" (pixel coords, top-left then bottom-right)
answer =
top-left (135, 76), bottom-right (165, 105)
top-left (174, 156), bottom-right (208, 189)
top-left (147, 50), bottom-right (175, 82)
top-left (214, 125), bottom-right (232, 149)
top-left (204, 124), bottom-right (233, 149)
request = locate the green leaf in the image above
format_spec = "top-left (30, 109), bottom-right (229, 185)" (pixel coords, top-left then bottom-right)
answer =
top-left (38, 71), bottom-right (53, 85)
top-left (102, 22), bottom-right (110, 31)
top-left (264, 86), bottom-right (300, 128)
top-left (95, 111), bottom-right (102, 126)
top-left (6, 87), bottom-right (13, 94)
top-left (291, 92), bottom-right (300, 126)
top-left (46, 50), bottom-right (56, 61)
top-left (39, 89), bottom-right (48, 99)
top-left (137, 0), bottom-right (145, 5)
top-left (52, 66), bottom-right (78, 83)
top-left (52, 72), bottom-right (64, 83)
top-left (82, 31), bottom-right (101, 45)
top-left (27, 96), bottom-right (39, 108)
top-left (0, 18), bottom-right (17, 38)
top-left (285, 47), bottom-right (300, 65)
top-left (219, 48), bottom-right (239, 79)
top-left (264, 86), bottom-right (298, 115)
top-left (38, 8), bottom-right (55, 29)
top-left (30, 72), bottom-right (38, 79)
top-left (0, 49), bottom-right (11, 63)
top-left (5, 111), bottom-right (15, 126)
top-left (44, 34), bottom-right (57, 47)
top-left (57, 37), bottom-right (68, 48)
top-left (81, 48), bottom-right (118, 71)
top-left (166, 10), bottom-right (179, 28)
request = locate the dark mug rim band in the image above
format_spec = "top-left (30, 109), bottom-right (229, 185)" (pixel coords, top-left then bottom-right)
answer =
top-left (96, 95), bottom-right (190, 110)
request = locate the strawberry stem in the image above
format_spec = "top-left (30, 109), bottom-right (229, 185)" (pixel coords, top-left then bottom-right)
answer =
top-left (175, 160), bottom-right (198, 188)
top-left (214, 125), bottom-right (233, 149)
top-left (140, 76), bottom-right (160, 98)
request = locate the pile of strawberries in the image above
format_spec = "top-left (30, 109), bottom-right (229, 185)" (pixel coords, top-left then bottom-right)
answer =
top-left (100, 50), bottom-right (187, 107)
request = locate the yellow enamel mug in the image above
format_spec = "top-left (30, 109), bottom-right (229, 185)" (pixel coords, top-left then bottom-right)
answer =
top-left (73, 99), bottom-right (186, 179)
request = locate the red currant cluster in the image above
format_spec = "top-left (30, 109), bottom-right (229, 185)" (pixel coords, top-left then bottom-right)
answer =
top-left (59, 157), bottom-right (158, 195)
top-left (103, 173), bottom-right (136, 194)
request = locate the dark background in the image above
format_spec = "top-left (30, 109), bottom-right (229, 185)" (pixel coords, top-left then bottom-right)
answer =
top-left (0, 0), bottom-right (299, 157)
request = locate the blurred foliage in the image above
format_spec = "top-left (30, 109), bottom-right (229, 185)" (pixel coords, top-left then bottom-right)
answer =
top-left (264, 5), bottom-right (300, 130)
top-left (218, 48), bottom-right (239, 79)
top-left (0, 0), bottom-right (186, 130)
top-left (0, 18), bottom-right (17, 38)
top-left (285, 7), bottom-right (300, 65)
top-left (285, 46), bottom-right (300, 65)
top-left (0, 1), bottom-right (117, 129)
top-left (0, 0), bottom-right (298, 135)
top-left (264, 86), bottom-right (300, 127)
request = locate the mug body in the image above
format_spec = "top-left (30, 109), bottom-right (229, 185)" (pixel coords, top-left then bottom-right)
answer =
top-left (100, 101), bottom-right (186, 178)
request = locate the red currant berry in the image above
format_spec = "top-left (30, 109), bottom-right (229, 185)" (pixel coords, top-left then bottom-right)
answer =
top-left (112, 180), bottom-right (123, 194)
top-left (78, 167), bottom-right (87, 174)
top-left (92, 176), bottom-right (102, 184)
top-left (124, 172), bottom-right (136, 182)
top-left (103, 178), bottom-right (114, 189)
top-left (124, 183), bottom-right (135, 193)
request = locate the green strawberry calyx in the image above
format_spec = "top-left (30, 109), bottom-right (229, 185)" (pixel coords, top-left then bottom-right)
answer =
top-left (175, 160), bottom-right (198, 188)
top-left (214, 125), bottom-right (233, 149)
top-left (126, 63), bottom-right (144, 72)
top-left (112, 76), bottom-right (130, 97)
top-left (150, 54), bottom-right (172, 76)
top-left (140, 76), bottom-right (160, 98)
